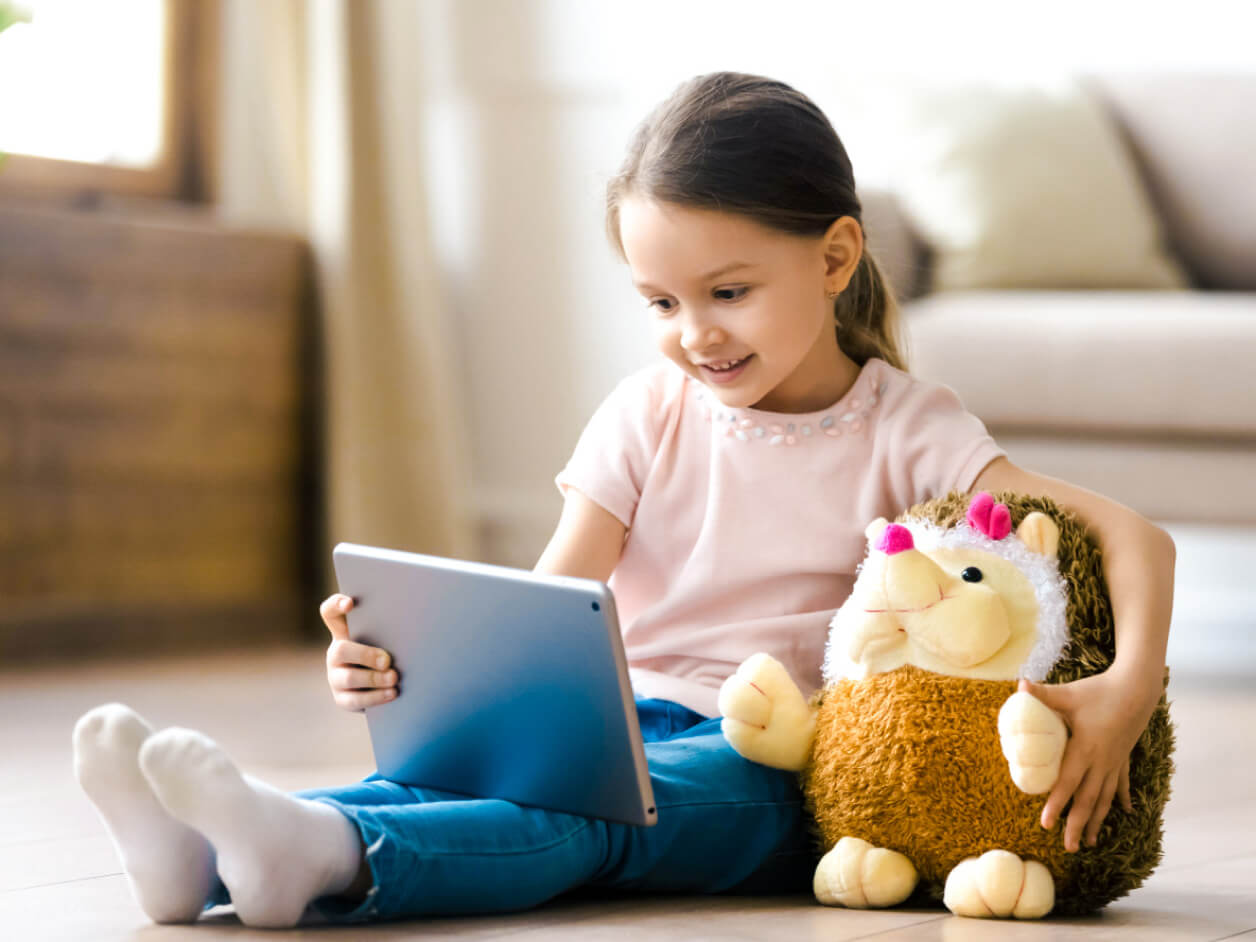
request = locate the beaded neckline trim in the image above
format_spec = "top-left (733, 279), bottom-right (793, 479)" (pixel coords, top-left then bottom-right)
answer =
top-left (693, 372), bottom-right (889, 446)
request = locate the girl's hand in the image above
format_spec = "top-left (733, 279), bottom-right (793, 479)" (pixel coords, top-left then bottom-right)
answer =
top-left (320, 593), bottom-right (398, 712)
top-left (1019, 666), bottom-right (1160, 852)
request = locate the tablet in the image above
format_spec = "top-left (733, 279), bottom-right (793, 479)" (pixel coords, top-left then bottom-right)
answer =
top-left (332, 542), bottom-right (657, 827)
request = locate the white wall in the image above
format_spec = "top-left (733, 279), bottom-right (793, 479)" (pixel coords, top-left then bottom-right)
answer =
top-left (413, 0), bottom-right (1256, 565)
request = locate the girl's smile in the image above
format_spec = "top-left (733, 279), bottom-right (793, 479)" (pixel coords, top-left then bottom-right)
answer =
top-left (696, 355), bottom-right (753, 384)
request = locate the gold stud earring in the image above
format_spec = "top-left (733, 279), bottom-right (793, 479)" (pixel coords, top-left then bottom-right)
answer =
top-left (826, 289), bottom-right (840, 300)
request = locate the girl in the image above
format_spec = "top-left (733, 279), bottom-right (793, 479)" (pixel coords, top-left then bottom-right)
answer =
top-left (72, 72), bottom-right (1174, 928)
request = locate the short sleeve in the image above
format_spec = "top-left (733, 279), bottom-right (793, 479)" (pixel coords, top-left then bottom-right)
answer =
top-left (554, 369), bottom-right (664, 529)
top-left (886, 375), bottom-right (1006, 505)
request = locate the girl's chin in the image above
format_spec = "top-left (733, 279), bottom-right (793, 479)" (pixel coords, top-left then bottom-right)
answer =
top-left (706, 386), bottom-right (760, 410)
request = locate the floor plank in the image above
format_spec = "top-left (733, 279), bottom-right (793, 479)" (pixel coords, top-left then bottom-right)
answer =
top-left (2, 644), bottom-right (1252, 941)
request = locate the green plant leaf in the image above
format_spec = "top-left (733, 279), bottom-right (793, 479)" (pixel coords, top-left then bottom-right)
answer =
top-left (1, 3), bottom-right (31, 171)
top-left (0, 2), bottom-right (32, 35)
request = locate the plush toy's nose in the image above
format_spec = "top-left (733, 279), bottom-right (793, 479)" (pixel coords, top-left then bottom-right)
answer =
top-left (876, 523), bottom-right (915, 555)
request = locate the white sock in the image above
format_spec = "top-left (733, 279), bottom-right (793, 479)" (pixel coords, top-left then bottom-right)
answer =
top-left (72, 704), bottom-right (216, 924)
top-left (137, 727), bottom-right (364, 929)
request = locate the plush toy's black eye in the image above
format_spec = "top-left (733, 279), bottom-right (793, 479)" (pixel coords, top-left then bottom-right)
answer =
top-left (961, 567), bottom-right (984, 583)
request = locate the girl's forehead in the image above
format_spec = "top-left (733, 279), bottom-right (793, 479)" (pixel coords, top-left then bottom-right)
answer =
top-left (620, 198), bottom-right (766, 244)
top-left (619, 198), bottom-right (796, 285)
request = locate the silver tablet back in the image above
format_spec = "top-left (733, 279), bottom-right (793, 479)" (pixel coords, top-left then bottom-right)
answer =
top-left (332, 543), bottom-right (657, 827)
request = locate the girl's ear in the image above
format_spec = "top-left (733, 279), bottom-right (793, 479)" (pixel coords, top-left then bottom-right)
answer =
top-left (822, 215), bottom-right (864, 296)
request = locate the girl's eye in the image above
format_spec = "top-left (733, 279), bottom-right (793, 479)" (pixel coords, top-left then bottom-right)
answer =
top-left (714, 286), bottom-right (749, 302)
top-left (648, 297), bottom-right (676, 314)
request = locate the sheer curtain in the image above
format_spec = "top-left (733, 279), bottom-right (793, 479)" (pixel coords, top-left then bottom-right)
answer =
top-left (216, 0), bottom-right (475, 568)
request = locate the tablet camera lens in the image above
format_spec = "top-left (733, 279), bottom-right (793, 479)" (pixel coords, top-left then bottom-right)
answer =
top-left (591, 601), bottom-right (600, 611)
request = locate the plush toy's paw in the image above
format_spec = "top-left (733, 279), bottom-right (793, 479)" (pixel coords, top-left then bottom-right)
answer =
top-left (718, 653), bottom-right (816, 771)
top-left (813, 836), bottom-right (918, 909)
top-left (998, 690), bottom-right (1068, 794)
top-left (943, 850), bottom-right (1054, 919)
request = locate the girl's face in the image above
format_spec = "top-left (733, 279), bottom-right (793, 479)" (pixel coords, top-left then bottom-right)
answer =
top-left (618, 197), bottom-right (862, 413)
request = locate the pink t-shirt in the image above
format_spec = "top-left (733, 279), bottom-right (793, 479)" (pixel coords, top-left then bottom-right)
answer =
top-left (555, 357), bottom-right (1005, 718)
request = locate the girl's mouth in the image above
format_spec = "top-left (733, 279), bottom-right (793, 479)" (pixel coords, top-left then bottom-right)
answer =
top-left (699, 355), bottom-right (753, 384)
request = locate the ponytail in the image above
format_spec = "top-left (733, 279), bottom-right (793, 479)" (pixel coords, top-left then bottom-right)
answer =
top-left (834, 247), bottom-right (907, 372)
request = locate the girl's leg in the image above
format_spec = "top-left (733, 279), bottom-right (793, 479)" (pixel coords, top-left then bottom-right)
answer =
top-left (302, 715), bottom-right (814, 922)
top-left (82, 696), bottom-right (807, 926)
top-left (203, 696), bottom-right (716, 919)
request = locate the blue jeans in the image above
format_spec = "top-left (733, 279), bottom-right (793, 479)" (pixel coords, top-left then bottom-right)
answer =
top-left (208, 698), bottom-right (816, 922)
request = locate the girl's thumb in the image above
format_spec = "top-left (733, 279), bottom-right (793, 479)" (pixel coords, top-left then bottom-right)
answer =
top-left (1020, 676), bottom-right (1064, 709)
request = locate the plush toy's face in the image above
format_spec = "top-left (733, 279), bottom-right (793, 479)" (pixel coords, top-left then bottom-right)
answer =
top-left (825, 495), bottom-right (1067, 683)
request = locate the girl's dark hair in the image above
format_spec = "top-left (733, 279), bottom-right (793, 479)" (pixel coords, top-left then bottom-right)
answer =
top-left (606, 72), bottom-right (906, 371)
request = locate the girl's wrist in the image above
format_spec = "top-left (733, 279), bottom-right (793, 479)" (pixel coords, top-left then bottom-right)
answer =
top-left (1107, 653), bottom-right (1167, 715)
top-left (1110, 652), bottom-right (1163, 686)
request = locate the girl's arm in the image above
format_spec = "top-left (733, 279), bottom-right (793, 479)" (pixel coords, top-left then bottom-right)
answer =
top-left (973, 456), bottom-right (1176, 852)
top-left (534, 488), bottom-right (628, 582)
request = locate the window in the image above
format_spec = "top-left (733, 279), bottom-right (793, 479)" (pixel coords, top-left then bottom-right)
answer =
top-left (0, 0), bottom-right (217, 203)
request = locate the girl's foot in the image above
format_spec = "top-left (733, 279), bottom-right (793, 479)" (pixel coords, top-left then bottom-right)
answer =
top-left (72, 704), bottom-right (216, 923)
top-left (138, 727), bottom-right (364, 929)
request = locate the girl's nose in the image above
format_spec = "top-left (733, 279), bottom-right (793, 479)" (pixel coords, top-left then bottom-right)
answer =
top-left (680, 316), bottom-right (726, 352)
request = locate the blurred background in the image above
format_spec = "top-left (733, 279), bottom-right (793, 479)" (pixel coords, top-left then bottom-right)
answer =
top-left (1, 0), bottom-right (1253, 673)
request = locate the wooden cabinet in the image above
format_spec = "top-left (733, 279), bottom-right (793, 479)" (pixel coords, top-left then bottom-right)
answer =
top-left (0, 202), bottom-right (319, 659)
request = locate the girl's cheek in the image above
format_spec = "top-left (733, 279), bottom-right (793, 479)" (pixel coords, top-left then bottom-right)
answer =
top-left (652, 321), bottom-right (678, 350)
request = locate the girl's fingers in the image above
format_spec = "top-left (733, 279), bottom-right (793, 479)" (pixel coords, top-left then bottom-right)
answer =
top-left (333, 666), bottom-right (397, 691)
top-left (1084, 769), bottom-right (1120, 847)
top-left (1063, 767), bottom-right (1105, 853)
top-left (1040, 745), bottom-right (1086, 831)
top-left (327, 639), bottom-right (392, 671)
top-left (335, 688), bottom-right (398, 712)
top-left (319, 593), bottom-right (351, 617)
top-left (1118, 761), bottom-right (1133, 812)
top-left (319, 594), bottom-right (355, 640)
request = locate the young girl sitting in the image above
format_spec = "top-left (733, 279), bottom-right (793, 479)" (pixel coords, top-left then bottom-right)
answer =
top-left (72, 72), bottom-right (1175, 929)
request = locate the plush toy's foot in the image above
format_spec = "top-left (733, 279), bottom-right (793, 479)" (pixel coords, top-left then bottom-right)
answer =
top-left (943, 849), bottom-right (1054, 919)
top-left (813, 836), bottom-right (918, 909)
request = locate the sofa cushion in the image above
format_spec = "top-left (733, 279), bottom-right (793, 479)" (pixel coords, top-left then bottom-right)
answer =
top-left (1089, 74), bottom-right (1256, 290)
top-left (903, 291), bottom-right (1256, 437)
top-left (887, 80), bottom-right (1187, 292)
top-left (858, 188), bottom-right (927, 302)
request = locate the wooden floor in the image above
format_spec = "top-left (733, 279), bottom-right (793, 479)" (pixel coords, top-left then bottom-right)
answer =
top-left (2, 643), bottom-right (1253, 941)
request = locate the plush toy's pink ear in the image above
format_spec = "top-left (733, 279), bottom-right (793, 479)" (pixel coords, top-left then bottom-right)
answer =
top-left (967, 491), bottom-right (1012, 540)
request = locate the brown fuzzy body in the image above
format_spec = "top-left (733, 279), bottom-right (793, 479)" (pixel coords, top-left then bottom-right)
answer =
top-left (803, 664), bottom-right (1171, 915)
top-left (804, 668), bottom-right (1079, 890)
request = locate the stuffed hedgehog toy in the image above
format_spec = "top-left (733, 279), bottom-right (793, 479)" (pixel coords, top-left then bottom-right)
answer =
top-left (719, 491), bottom-right (1173, 919)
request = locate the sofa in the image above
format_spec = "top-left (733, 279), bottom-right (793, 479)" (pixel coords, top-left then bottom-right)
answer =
top-left (858, 73), bottom-right (1256, 525)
